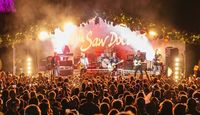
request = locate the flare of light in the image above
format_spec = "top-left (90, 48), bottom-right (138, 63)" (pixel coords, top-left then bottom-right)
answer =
top-left (175, 62), bottom-right (179, 66)
top-left (49, 17), bottom-right (155, 60)
top-left (27, 62), bottom-right (31, 66)
top-left (167, 67), bottom-right (173, 77)
top-left (27, 66), bottom-right (31, 70)
top-left (27, 57), bottom-right (32, 62)
top-left (114, 24), bottom-right (154, 60)
top-left (175, 57), bottom-right (180, 62)
top-left (175, 67), bottom-right (179, 71)
top-left (174, 75), bottom-right (179, 79)
top-left (64, 22), bottom-right (76, 34)
top-left (149, 30), bottom-right (157, 37)
top-left (27, 70), bottom-right (31, 74)
top-left (174, 71), bottom-right (179, 75)
top-left (39, 31), bottom-right (49, 41)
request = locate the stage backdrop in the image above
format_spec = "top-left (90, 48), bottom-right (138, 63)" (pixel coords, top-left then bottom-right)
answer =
top-left (49, 17), bottom-right (155, 61)
top-left (47, 17), bottom-right (185, 65)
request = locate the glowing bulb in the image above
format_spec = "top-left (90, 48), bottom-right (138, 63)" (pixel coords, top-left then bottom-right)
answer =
top-left (27, 70), bottom-right (31, 74)
top-left (175, 63), bottom-right (179, 66)
top-left (175, 75), bottom-right (179, 79)
top-left (27, 57), bottom-right (32, 62)
top-left (175, 58), bottom-right (180, 62)
top-left (27, 66), bottom-right (31, 70)
top-left (149, 30), bottom-right (157, 37)
top-left (174, 71), bottom-right (179, 75)
top-left (27, 62), bottom-right (31, 66)
top-left (175, 67), bottom-right (179, 70)
top-left (167, 67), bottom-right (173, 77)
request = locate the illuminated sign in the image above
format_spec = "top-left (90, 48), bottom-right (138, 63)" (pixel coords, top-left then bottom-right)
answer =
top-left (80, 31), bottom-right (127, 52)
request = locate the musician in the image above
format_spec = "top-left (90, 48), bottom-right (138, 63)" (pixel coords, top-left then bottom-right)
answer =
top-left (153, 50), bottom-right (162, 77)
top-left (63, 45), bottom-right (70, 54)
top-left (98, 53), bottom-right (106, 63)
top-left (80, 53), bottom-right (89, 75)
top-left (109, 52), bottom-right (119, 71)
top-left (194, 60), bottom-right (200, 78)
top-left (98, 53), bottom-right (111, 69)
top-left (110, 52), bottom-right (119, 65)
top-left (134, 50), bottom-right (143, 77)
top-left (51, 52), bottom-right (60, 76)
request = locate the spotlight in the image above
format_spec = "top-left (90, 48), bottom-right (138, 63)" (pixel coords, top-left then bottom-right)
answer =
top-left (174, 71), bottom-right (179, 75)
top-left (27, 57), bottom-right (32, 62)
top-left (26, 57), bottom-right (32, 75)
top-left (174, 75), bottom-right (179, 79)
top-left (27, 66), bottom-right (31, 70)
top-left (149, 30), bottom-right (157, 37)
top-left (175, 63), bottom-right (179, 66)
top-left (175, 58), bottom-right (180, 62)
top-left (64, 22), bottom-right (76, 33)
top-left (38, 31), bottom-right (49, 41)
top-left (27, 70), bottom-right (31, 74)
top-left (167, 67), bottom-right (173, 77)
top-left (27, 62), bottom-right (31, 66)
top-left (175, 67), bottom-right (179, 70)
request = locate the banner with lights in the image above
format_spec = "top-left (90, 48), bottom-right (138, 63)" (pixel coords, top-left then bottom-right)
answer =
top-left (48, 17), bottom-right (185, 62)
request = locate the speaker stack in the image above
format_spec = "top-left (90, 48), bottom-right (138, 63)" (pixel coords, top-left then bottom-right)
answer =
top-left (58, 55), bottom-right (74, 76)
top-left (165, 47), bottom-right (179, 72)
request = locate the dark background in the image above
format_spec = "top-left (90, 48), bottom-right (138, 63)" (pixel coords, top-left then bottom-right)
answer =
top-left (0, 0), bottom-right (200, 75)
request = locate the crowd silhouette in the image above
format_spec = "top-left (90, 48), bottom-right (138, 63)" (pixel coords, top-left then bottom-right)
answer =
top-left (0, 71), bottom-right (199, 115)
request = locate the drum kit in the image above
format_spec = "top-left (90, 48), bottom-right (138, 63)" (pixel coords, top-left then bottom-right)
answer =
top-left (101, 58), bottom-right (124, 71)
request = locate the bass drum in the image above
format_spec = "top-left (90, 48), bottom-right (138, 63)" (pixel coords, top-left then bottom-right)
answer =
top-left (101, 58), bottom-right (111, 69)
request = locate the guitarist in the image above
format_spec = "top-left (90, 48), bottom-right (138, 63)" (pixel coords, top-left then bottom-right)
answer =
top-left (51, 52), bottom-right (61, 77)
top-left (134, 50), bottom-right (143, 78)
top-left (153, 50), bottom-right (162, 78)
top-left (79, 53), bottom-right (89, 75)
top-left (110, 52), bottom-right (119, 70)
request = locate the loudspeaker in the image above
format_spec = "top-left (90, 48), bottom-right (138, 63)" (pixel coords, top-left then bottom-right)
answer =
top-left (127, 54), bottom-right (134, 61)
top-left (124, 61), bottom-right (133, 69)
top-left (59, 60), bottom-right (73, 66)
top-left (165, 47), bottom-right (179, 70)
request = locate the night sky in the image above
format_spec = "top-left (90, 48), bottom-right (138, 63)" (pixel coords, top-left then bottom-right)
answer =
top-left (0, 0), bottom-right (200, 34)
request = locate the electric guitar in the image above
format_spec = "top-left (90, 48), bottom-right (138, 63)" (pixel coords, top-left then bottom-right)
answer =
top-left (108, 60), bottom-right (124, 71)
top-left (134, 59), bottom-right (142, 66)
top-left (101, 58), bottom-right (111, 68)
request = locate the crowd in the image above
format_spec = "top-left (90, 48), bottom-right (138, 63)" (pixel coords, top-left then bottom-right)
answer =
top-left (0, 71), bottom-right (199, 115)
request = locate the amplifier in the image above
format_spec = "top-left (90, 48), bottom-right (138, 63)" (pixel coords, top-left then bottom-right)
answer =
top-left (60, 69), bottom-right (73, 76)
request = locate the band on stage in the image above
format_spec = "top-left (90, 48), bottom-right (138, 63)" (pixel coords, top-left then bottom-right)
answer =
top-left (50, 45), bottom-right (164, 79)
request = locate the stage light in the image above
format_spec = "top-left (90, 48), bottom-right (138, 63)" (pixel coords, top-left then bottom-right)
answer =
top-left (64, 22), bottom-right (76, 33)
top-left (175, 62), bottom-right (179, 66)
top-left (149, 30), bottom-right (157, 37)
top-left (167, 67), bottom-right (173, 77)
top-left (27, 70), bottom-right (31, 74)
top-left (175, 67), bottom-right (179, 70)
top-left (175, 57), bottom-right (180, 62)
top-left (27, 57), bottom-right (32, 62)
top-left (174, 71), bottom-right (179, 75)
top-left (26, 57), bottom-right (32, 75)
top-left (38, 31), bottom-right (49, 41)
top-left (174, 75), bottom-right (179, 79)
top-left (27, 66), bottom-right (31, 70)
top-left (27, 62), bottom-right (31, 66)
